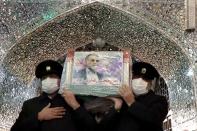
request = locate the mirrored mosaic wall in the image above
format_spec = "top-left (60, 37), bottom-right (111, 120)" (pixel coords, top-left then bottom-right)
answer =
top-left (0, 0), bottom-right (197, 130)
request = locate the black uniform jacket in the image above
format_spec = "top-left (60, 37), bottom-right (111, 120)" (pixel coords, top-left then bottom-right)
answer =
top-left (115, 91), bottom-right (168, 131)
top-left (11, 93), bottom-right (96, 131)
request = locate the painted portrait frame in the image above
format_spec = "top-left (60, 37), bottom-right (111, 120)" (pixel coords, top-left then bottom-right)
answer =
top-left (59, 49), bottom-right (130, 96)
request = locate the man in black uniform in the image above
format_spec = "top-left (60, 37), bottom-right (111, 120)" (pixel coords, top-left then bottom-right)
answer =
top-left (11, 60), bottom-right (96, 131)
top-left (117, 62), bottom-right (169, 131)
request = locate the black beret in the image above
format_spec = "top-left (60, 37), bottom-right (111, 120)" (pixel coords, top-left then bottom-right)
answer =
top-left (35, 60), bottom-right (63, 78)
top-left (132, 62), bottom-right (159, 80)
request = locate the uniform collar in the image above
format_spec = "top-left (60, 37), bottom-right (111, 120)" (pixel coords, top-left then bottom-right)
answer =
top-left (135, 90), bottom-right (154, 99)
top-left (39, 92), bottom-right (62, 102)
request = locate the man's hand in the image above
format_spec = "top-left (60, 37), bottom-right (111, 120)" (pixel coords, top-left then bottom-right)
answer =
top-left (62, 89), bottom-right (80, 110)
top-left (119, 85), bottom-right (135, 106)
top-left (107, 97), bottom-right (123, 111)
top-left (38, 103), bottom-right (65, 121)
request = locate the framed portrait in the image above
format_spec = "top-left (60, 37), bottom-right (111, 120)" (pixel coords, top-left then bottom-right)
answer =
top-left (59, 49), bottom-right (130, 96)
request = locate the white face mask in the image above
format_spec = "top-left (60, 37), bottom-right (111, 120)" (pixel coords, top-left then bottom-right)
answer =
top-left (41, 78), bottom-right (60, 94)
top-left (132, 78), bottom-right (148, 96)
